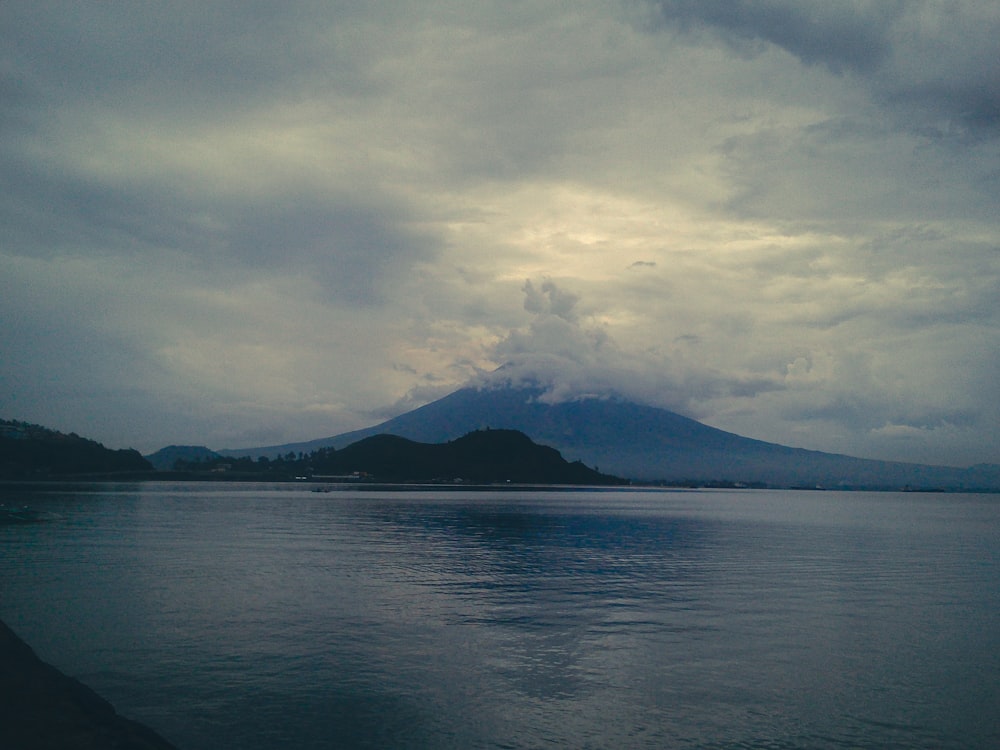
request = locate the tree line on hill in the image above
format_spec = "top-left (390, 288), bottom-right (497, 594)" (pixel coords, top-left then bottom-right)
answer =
top-left (1, 419), bottom-right (623, 485)
top-left (0, 419), bottom-right (151, 478)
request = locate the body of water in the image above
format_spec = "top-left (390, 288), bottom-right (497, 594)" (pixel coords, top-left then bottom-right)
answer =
top-left (1, 482), bottom-right (998, 748)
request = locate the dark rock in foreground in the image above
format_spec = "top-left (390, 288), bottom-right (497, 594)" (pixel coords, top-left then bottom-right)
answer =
top-left (0, 619), bottom-right (178, 750)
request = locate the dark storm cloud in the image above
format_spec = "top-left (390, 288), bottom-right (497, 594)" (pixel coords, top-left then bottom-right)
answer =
top-left (790, 396), bottom-right (979, 433)
top-left (650, 0), bottom-right (1000, 136)
top-left (0, 150), bottom-right (199, 255)
top-left (226, 195), bottom-right (436, 304)
top-left (651, 0), bottom-right (898, 73)
top-left (886, 75), bottom-right (1000, 136)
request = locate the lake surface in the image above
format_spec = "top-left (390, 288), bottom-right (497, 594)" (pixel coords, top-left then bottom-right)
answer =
top-left (1, 482), bottom-right (998, 749)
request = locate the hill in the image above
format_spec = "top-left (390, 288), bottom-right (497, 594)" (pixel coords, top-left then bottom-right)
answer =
top-left (144, 445), bottom-right (221, 471)
top-left (0, 419), bottom-right (152, 478)
top-left (312, 429), bottom-right (624, 485)
top-left (220, 385), bottom-right (1000, 490)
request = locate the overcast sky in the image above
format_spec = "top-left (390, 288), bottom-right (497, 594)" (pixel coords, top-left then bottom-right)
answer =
top-left (2, 1), bottom-right (998, 467)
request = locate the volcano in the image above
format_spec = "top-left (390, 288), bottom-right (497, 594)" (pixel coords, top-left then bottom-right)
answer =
top-left (220, 384), bottom-right (999, 490)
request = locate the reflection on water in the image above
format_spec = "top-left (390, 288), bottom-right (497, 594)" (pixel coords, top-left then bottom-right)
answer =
top-left (1, 483), bottom-right (998, 749)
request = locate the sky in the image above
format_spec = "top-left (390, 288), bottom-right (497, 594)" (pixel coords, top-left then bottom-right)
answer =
top-left (2, 1), bottom-right (998, 467)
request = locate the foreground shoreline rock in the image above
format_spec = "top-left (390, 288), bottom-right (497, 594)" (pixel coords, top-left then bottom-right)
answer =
top-left (0, 618), bottom-right (179, 750)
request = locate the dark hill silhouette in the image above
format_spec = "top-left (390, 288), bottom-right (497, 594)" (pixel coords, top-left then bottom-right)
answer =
top-left (314, 429), bottom-right (623, 485)
top-left (0, 419), bottom-right (151, 478)
top-left (221, 384), bottom-right (1000, 490)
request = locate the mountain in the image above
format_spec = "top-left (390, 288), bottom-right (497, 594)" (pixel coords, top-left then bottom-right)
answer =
top-left (0, 419), bottom-right (152, 478)
top-left (144, 445), bottom-right (221, 471)
top-left (220, 385), bottom-right (1000, 490)
top-left (311, 429), bottom-right (624, 485)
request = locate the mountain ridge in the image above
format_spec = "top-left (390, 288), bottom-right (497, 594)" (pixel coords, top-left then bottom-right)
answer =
top-left (219, 385), bottom-right (1000, 490)
top-left (313, 429), bottom-right (624, 485)
top-left (0, 418), bottom-right (152, 478)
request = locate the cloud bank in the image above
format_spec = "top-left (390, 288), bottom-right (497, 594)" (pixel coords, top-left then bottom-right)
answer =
top-left (1, 1), bottom-right (997, 466)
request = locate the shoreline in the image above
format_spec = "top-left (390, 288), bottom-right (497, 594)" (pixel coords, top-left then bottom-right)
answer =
top-left (0, 618), bottom-right (179, 749)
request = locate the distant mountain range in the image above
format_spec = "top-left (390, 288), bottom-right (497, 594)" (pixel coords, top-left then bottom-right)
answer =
top-left (145, 430), bottom-right (623, 485)
top-left (0, 414), bottom-right (620, 485)
top-left (220, 384), bottom-right (1000, 490)
top-left (6, 384), bottom-right (998, 489)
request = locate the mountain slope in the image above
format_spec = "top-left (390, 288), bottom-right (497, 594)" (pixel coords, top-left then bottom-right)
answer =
top-left (220, 386), bottom-right (1000, 489)
top-left (0, 419), bottom-right (152, 477)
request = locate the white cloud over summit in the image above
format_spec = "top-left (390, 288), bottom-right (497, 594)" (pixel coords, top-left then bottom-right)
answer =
top-left (1, 1), bottom-right (997, 466)
top-left (483, 278), bottom-right (785, 415)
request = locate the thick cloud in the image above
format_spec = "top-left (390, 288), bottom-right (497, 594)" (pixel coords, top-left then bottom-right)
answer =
top-left (650, 1), bottom-right (1000, 136)
top-left (483, 278), bottom-right (788, 414)
top-left (1, 1), bottom-right (997, 466)
top-left (651, 0), bottom-right (899, 73)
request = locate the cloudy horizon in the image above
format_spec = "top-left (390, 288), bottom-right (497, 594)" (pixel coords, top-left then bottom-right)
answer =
top-left (2, 2), bottom-right (998, 467)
